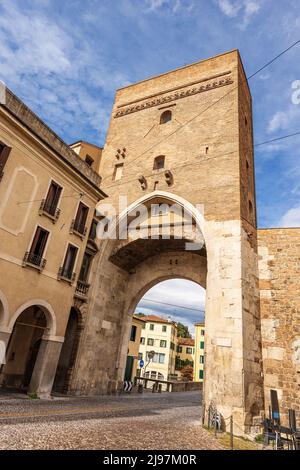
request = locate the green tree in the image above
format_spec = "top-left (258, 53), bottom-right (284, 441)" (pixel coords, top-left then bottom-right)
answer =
top-left (177, 322), bottom-right (191, 338)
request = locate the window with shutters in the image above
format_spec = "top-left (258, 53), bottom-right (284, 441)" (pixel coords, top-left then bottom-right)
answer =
top-left (71, 202), bottom-right (89, 238)
top-left (0, 142), bottom-right (12, 181)
top-left (39, 180), bottom-right (62, 221)
top-left (59, 244), bottom-right (78, 282)
top-left (23, 226), bottom-right (49, 270)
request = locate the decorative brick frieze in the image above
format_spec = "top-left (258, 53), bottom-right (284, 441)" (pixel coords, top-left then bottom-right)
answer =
top-left (114, 75), bottom-right (234, 118)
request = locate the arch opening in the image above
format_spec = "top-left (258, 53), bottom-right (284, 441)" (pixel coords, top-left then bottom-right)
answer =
top-left (0, 305), bottom-right (49, 392)
top-left (123, 277), bottom-right (206, 393)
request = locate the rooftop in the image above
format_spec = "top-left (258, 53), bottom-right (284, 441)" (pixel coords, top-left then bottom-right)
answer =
top-left (142, 314), bottom-right (177, 325)
top-left (0, 82), bottom-right (106, 198)
top-left (177, 337), bottom-right (195, 346)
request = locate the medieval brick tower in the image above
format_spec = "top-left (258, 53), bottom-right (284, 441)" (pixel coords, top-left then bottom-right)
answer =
top-left (71, 50), bottom-right (264, 433)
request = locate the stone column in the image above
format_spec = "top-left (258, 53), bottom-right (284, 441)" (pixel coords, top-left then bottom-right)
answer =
top-left (0, 329), bottom-right (11, 382)
top-left (203, 220), bottom-right (263, 435)
top-left (28, 336), bottom-right (64, 397)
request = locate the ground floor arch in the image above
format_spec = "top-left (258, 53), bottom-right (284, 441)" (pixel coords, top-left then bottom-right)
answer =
top-left (0, 301), bottom-right (63, 397)
top-left (0, 305), bottom-right (48, 391)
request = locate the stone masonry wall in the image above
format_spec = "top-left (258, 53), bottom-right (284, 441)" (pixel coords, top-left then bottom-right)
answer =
top-left (258, 228), bottom-right (300, 423)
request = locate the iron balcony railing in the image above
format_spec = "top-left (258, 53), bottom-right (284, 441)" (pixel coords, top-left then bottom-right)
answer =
top-left (75, 280), bottom-right (90, 297)
top-left (39, 199), bottom-right (61, 222)
top-left (23, 251), bottom-right (47, 271)
top-left (58, 266), bottom-right (76, 283)
top-left (70, 219), bottom-right (87, 238)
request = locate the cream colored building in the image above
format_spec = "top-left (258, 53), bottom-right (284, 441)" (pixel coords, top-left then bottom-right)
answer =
top-left (193, 323), bottom-right (205, 383)
top-left (138, 315), bottom-right (177, 382)
top-left (0, 83), bottom-right (106, 396)
top-left (175, 337), bottom-right (195, 380)
top-left (124, 315), bottom-right (145, 381)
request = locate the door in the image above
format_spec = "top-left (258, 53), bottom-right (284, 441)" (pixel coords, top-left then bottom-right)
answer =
top-left (124, 356), bottom-right (134, 381)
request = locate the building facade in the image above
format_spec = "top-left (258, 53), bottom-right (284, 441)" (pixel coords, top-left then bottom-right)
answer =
top-left (0, 84), bottom-right (106, 396)
top-left (124, 315), bottom-right (145, 381)
top-left (193, 323), bottom-right (205, 383)
top-left (138, 315), bottom-right (177, 381)
top-left (175, 337), bottom-right (195, 381)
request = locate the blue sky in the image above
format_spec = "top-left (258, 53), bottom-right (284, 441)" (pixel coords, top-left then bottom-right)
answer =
top-left (0, 0), bottom-right (299, 330)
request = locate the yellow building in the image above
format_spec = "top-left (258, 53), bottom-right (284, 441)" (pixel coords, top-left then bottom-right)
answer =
top-left (124, 315), bottom-right (145, 381)
top-left (193, 322), bottom-right (205, 382)
top-left (0, 83), bottom-right (106, 396)
top-left (70, 141), bottom-right (102, 175)
top-left (175, 337), bottom-right (195, 380)
top-left (138, 315), bottom-right (177, 382)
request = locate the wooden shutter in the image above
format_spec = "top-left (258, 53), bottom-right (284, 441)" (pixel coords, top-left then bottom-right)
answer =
top-left (0, 144), bottom-right (12, 173)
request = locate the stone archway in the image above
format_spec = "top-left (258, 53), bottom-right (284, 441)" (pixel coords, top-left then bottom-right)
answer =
top-left (72, 190), bottom-right (264, 433)
top-left (0, 301), bottom-right (62, 397)
top-left (0, 306), bottom-right (48, 391)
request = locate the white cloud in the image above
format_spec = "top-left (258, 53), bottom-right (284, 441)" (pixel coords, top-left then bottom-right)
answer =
top-left (267, 104), bottom-right (300, 134)
top-left (217, 0), bottom-right (241, 18)
top-left (280, 205), bottom-right (300, 227)
top-left (268, 111), bottom-right (290, 133)
top-left (216, 0), bottom-right (261, 28)
top-left (0, 1), bottom-right (129, 144)
top-left (144, 0), bottom-right (193, 13)
top-left (136, 279), bottom-right (206, 337)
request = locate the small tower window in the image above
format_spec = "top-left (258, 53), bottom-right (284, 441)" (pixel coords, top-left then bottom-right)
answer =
top-left (85, 155), bottom-right (94, 167)
top-left (113, 163), bottom-right (124, 181)
top-left (160, 110), bottom-right (172, 125)
top-left (153, 155), bottom-right (165, 170)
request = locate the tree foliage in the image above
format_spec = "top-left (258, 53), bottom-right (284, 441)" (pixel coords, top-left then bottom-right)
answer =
top-left (177, 322), bottom-right (192, 338)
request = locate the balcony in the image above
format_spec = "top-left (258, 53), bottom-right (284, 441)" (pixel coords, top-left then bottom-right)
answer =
top-left (70, 219), bottom-right (87, 239)
top-left (23, 252), bottom-right (46, 272)
top-left (39, 199), bottom-right (61, 222)
top-left (75, 280), bottom-right (90, 300)
top-left (58, 267), bottom-right (76, 284)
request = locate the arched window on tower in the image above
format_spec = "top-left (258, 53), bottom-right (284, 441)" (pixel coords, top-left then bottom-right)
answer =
top-left (160, 110), bottom-right (172, 124)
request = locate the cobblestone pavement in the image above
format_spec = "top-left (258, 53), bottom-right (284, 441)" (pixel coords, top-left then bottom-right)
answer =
top-left (0, 391), bottom-right (225, 450)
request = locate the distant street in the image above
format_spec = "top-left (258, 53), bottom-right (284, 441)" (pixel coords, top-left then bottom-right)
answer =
top-left (0, 391), bottom-right (224, 450)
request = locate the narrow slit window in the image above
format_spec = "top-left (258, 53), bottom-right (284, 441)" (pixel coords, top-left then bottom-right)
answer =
top-left (113, 163), bottom-right (124, 181)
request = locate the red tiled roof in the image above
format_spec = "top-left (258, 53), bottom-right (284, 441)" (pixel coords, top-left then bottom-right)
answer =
top-left (143, 315), bottom-right (173, 324)
top-left (177, 337), bottom-right (195, 346)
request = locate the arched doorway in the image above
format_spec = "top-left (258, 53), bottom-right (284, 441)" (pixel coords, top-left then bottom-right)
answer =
top-left (52, 307), bottom-right (82, 394)
top-left (0, 306), bottom-right (47, 392)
